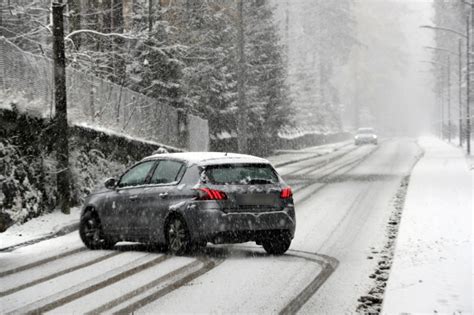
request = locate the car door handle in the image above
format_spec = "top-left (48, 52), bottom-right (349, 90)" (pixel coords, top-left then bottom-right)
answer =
top-left (159, 192), bottom-right (168, 199)
top-left (129, 195), bottom-right (138, 201)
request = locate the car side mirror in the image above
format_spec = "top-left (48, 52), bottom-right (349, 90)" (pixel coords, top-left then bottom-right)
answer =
top-left (104, 177), bottom-right (117, 189)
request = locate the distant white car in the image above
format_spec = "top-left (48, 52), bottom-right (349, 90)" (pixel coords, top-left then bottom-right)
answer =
top-left (354, 127), bottom-right (378, 145)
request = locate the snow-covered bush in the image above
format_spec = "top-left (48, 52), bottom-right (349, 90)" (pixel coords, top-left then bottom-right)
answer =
top-left (69, 147), bottom-right (126, 204)
top-left (0, 140), bottom-right (56, 230)
top-left (0, 137), bottom-right (127, 231)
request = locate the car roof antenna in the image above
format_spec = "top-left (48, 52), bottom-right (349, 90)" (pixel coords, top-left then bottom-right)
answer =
top-left (225, 152), bottom-right (228, 156)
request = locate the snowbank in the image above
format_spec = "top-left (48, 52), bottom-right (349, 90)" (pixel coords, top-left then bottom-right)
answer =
top-left (0, 207), bottom-right (80, 250)
top-left (383, 137), bottom-right (473, 313)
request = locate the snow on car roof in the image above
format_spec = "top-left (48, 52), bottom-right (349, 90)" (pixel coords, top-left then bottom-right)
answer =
top-left (141, 152), bottom-right (271, 165)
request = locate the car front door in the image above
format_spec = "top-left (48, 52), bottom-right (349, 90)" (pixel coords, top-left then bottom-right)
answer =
top-left (102, 160), bottom-right (156, 240)
top-left (134, 159), bottom-right (187, 242)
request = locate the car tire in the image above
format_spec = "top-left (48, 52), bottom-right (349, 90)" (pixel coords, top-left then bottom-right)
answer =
top-left (79, 209), bottom-right (115, 250)
top-left (262, 231), bottom-right (292, 255)
top-left (166, 216), bottom-right (191, 255)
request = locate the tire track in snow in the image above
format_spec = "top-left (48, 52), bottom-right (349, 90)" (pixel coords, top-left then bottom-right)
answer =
top-left (272, 142), bottom-right (353, 168)
top-left (276, 190), bottom-right (369, 315)
top-left (283, 139), bottom-right (415, 314)
top-left (280, 249), bottom-right (339, 315)
top-left (315, 185), bottom-right (372, 255)
top-left (226, 245), bottom-right (339, 315)
top-left (0, 251), bottom-right (120, 297)
top-left (276, 143), bottom-right (385, 314)
top-left (0, 247), bottom-right (86, 277)
top-left (289, 144), bottom-right (381, 206)
top-left (297, 144), bottom-right (379, 180)
top-left (101, 257), bottom-right (224, 315)
top-left (5, 254), bottom-right (169, 315)
top-left (277, 144), bottom-right (360, 177)
top-left (83, 259), bottom-right (203, 314)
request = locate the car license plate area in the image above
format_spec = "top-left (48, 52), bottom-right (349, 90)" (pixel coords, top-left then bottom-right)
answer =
top-left (236, 194), bottom-right (275, 206)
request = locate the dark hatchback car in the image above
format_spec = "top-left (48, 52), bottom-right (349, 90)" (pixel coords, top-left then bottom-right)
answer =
top-left (79, 152), bottom-right (296, 255)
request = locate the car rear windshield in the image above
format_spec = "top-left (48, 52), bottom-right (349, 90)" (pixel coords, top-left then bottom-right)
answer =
top-left (204, 163), bottom-right (279, 185)
top-left (357, 128), bottom-right (375, 134)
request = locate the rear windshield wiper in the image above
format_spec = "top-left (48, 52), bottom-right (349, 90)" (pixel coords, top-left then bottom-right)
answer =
top-left (245, 178), bottom-right (275, 184)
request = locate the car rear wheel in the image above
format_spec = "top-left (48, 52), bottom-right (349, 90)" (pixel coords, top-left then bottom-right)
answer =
top-left (262, 231), bottom-right (292, 255)
top-left (79, 209), bottom-right (115, 250)
top-left (166, 216), bottom-right (191, 255)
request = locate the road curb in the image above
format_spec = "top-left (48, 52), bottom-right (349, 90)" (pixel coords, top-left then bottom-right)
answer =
top-left (0, 221), bottom-right (79, 252)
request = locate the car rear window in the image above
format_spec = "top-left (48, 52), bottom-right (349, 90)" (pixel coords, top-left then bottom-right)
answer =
top-left (204, 163), bottom-right (278, 185)
top-left (357, 128), bottom-right (375, 134)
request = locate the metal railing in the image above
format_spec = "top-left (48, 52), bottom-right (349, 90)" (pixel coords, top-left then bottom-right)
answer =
top-left (0, 37), bottom-right (209, 151)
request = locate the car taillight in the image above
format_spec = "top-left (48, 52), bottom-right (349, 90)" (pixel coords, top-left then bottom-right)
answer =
top-left (280, 187), bottom-right (293, 199)
top-left (195, 188), bottom-right (227, 200)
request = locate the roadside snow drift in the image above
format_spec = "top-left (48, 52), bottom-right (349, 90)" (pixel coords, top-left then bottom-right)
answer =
top-left (383, 137), bottom-right (473, 313)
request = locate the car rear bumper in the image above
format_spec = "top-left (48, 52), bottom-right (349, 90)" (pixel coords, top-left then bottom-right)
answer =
top-left (355, 137), bottom-right (377, 144)
top-left (183, 205), bottom-right (296, 243)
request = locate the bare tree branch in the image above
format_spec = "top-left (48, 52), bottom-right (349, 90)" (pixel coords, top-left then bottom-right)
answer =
top-left (65, 29), bottom-right (142, 41)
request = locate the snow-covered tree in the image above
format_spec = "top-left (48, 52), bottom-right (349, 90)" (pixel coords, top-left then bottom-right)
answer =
top-left (432, 0), bottom-right (470, 138)
top-left (174, 1), bottom-right (238, 136)
top-left (244, 0), bottom-right (292, 148)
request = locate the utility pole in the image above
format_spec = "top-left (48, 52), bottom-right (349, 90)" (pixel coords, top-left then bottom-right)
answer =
top-left (467, 13), bottom-right (471, 154)
top-left (459, 39), bottom-right (463, 146)
top-left (237, 0), bottom-right (247, 153)
top-left (441, 67), bottom-right (445, 139)
top-left (447, 55), bottom-right (452, 142)
top-left (420, 20), bottom-right (472, 152)
top-left (52, 2), bottom-right (70, 214)
top-left (149, 0), bottom-right (153, 33)
top-left (285, 0), bottom-right (290, 69)
top-left (438, 84), bottom-right (443, 138)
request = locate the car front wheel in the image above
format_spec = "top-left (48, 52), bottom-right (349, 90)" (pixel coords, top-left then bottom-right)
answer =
top-left (262, 231), bottom-right (292, 255)
top-left (79, 209), bottom-right (115, 250)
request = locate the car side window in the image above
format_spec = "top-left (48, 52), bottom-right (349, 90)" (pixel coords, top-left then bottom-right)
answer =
top-left (118, 161), bottom-right (156, 188)
top-left (150, 160), bottom-right (185, 185)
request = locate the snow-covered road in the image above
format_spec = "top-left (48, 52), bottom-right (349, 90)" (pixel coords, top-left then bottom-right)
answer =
top-left (0, 138), bottom-right (421, 314)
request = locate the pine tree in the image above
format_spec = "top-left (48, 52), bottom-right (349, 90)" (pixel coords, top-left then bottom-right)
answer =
top-left (244, 0), bottom-right (292, 152)
top-left (177, 2), bottom-right (238, 138)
